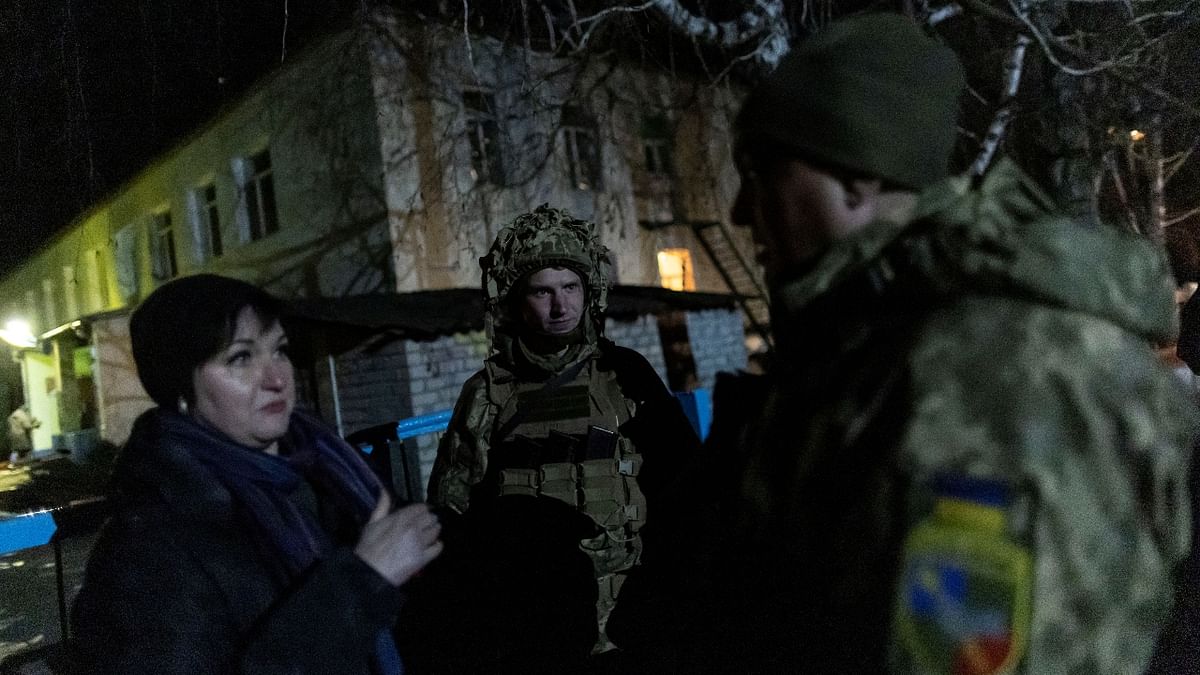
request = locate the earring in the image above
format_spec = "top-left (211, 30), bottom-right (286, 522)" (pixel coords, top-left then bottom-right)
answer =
top-left (177, 397), bottom-right (189, 415)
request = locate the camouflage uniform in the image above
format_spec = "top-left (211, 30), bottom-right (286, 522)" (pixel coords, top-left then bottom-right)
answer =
top-left (427, 205), bottom-right (698, 654)
top-left (722, 159), bottom-right (1197, 673)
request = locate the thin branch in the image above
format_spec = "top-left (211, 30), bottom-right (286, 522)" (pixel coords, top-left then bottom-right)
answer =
top-left (971, 26), bottom-right (1030, 176)
top-left (1165, 138), bottom-right (1199, 182)
top-left (571, 2), bottom-right (657, 52)
top-left (926, 3), bottom-right (963, 26)
top-left (281, 0), bottom-right (289, 62)
top-left (1165, 205), bottom-right (1200, 227)
top-left (1105, 152), bottom-right (1141, 233)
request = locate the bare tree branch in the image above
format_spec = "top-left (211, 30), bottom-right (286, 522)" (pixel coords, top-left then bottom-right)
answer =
top-left (971, 24), bottom-right (1030, 176)
top-left (1165, 206), bottom-right (1200, 227)
top-left (650, 0), bottom-right (790, 69)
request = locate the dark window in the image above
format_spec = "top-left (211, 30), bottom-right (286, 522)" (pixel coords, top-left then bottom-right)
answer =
top-left (245, 150), bottom-right (279, 240)
top-left (561, 106), bottom-right (602, 191)
top-left (151, 211), bottom-right (178, 282)
top-left (463, 91), bottom-right (504, 184)
top-left (202, 183), bottom-right (223, 257)
top-left (641, 116), bottom-right (674, 176)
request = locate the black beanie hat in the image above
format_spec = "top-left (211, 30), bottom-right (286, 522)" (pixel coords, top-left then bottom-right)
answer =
top-left (130, 274), bottom-right (283, 408)
top-left (736, 13), bottom-right (965, 189)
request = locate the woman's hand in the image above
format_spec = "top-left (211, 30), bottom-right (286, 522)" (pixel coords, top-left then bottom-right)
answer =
top-left (354, 492), bottom-right (443, 587)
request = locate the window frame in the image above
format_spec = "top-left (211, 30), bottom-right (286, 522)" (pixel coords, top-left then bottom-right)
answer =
top-left (561, 105), bottom-right (603, 191)
top-left (462, 89), bottom-right (505, 185)
top-left (241, 149), bottom-right (279, 242)
top-left (201, 182), bottom-right (223, 258)
top-left (150, 210), bottom-right (178, 282)
top-left (640, 115), bottom-right (675, 177)
top-left (656, 248), bottom-right (696, 292)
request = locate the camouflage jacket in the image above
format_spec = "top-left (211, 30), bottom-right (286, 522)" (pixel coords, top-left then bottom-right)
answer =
top-left (729, 159), bottom-right (1196, 673)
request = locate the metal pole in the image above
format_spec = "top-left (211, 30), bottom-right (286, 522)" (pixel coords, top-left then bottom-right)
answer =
top-left (54, 535), bottom-right (69, 642)
top-left (327, 354), bottom-right (344, 437)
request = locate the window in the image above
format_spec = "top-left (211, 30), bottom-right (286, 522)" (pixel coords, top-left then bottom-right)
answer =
top-left (199, 183), bottom-right (223, 257)
top-left (62, 266), bottom-right (79, 321)
top-left (23, 290), bottom-right (39, 334)
top-left (41, 278), bottom-right (56, 330)
top-left (463, 91), bottom-right (504, 185)
top-left (151, 211), bottom-right (178, 282)
top-left (82, 249), bottom-right (107, 313)
top-left (657, 248), bottom-right (696, 292)
top-left (561, 106), bottom-right (602, 191)
top-left (113, 224), bottom-right (140, 301)
top-left (641, 116), bottom-right (674, 176)
top-left (243, 149), bottom-right (279, 241)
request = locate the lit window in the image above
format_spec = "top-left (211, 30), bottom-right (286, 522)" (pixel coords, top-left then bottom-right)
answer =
top-left (151, 211), bottom-right (178, 282)
top-left (657, 248), bottom-right (695, 291)
top-left (561, 106), bottom-right (602, 191)
top-left (244, 150), bottom-right (279, 241)
top-left (463, 90), bottom-right (504, 185)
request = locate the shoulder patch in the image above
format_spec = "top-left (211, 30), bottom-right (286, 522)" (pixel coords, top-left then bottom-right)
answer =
top-left (892, 475), bottom-right (1033, 675)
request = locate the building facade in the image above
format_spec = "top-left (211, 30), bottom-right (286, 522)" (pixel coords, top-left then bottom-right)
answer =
top-left (0, 11), bottom-right (756, 484)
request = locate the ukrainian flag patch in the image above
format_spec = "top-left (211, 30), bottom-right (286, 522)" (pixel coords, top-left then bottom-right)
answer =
top-left (893, 475), bottom-right (1033, 675)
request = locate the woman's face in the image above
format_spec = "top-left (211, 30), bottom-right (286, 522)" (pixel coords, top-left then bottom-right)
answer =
top-left (192, 307), bottom-right (295, 453)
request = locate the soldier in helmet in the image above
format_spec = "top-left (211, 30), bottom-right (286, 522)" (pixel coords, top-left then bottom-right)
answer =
top-left (616, 12), bottom-right (1196, 674)
top-left (425, 204), bottom-right (700, 661)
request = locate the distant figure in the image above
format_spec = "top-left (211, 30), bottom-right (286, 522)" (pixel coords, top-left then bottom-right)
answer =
top-left (628, 13), bottom-right (1196, 674)
top-left (6, 404), bottom-right (39, 468)
top-left (71, 275), bottom-right (442, 674)
top-left (420, 205), bottom-right (699, 666)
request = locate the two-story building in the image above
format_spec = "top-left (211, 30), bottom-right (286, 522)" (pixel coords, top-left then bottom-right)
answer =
top-left (0, 9), bottom-right (762, 486)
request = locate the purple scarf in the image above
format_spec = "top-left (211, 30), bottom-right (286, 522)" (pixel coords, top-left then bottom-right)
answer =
top-left (158, 408), bottom-right (402, 675)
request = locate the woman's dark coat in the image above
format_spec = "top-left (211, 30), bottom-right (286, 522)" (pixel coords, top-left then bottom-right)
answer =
top-left (70, 410), bottom-right (401, 675)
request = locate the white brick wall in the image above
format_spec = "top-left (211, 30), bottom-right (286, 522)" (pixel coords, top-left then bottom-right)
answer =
top-left (605, 315), bottom-right (668, 384)
top-left (686, 308), bottom-right (748, 388)
top-left (399, 331), bottom-right (488, 484)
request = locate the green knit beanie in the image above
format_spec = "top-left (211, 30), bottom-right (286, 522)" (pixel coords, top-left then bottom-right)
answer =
top-left (736, 13), bottom-right (965, 190)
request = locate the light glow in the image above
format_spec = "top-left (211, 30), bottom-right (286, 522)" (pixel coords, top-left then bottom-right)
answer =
top-left (0, 319), bottom-right (37, 349)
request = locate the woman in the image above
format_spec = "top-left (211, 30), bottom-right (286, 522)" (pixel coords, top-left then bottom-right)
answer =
top-left (71, 274), bottom-right (442, 674)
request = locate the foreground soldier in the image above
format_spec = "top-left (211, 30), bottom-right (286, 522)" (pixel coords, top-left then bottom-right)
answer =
top-left (425, 205), bottom-right (699, 662)
top-left (624, 13), bottom-right (1195, 674)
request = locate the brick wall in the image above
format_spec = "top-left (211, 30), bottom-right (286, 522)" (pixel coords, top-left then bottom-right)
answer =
top-left (398, 332), bottom-right (489, 484)
top-left (604, 315), bottom-right (668, 384)
top-left (686, 308), bottom-right (748, 388)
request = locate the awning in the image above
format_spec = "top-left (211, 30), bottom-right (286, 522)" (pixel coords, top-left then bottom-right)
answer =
top-left (284, 285), bottom-right (738, 358)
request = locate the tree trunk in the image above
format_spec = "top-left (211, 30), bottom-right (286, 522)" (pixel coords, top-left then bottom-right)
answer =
top-left (1046, 71), bottom-right (1102, 228)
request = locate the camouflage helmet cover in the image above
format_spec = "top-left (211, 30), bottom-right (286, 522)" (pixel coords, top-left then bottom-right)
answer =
top-left (480, 204), bottom-right (614, 340)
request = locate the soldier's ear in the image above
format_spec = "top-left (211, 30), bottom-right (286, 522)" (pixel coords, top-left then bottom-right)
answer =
top-left (844, 177), bottom-right (882, 211)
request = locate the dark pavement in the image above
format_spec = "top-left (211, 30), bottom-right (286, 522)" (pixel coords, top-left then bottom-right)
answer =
top-left (0, 460), bottom-right (109, 672)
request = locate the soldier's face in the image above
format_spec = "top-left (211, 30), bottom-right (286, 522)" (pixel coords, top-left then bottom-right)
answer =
top-left (519, 267), bottom-right (585, 336)
top-left (732, 156), bottom-right (876, 284)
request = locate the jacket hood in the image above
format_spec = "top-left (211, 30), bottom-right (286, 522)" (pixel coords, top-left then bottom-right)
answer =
top-left (776, 159), bottom-right (1179, 343)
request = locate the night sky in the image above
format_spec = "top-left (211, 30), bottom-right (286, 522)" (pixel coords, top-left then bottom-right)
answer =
top-left (0, 0), bottom-right (355, 271)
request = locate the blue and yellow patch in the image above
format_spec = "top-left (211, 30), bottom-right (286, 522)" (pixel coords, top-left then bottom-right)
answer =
top-left (893, 476), bottom-right (1033, 675)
